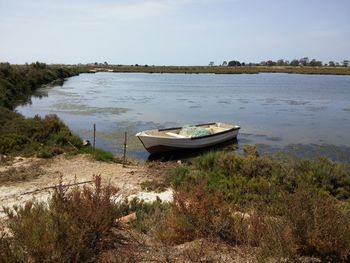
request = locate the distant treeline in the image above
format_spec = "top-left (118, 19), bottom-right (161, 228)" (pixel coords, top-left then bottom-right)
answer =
top-left (218, 57), bottom-right (349, 67)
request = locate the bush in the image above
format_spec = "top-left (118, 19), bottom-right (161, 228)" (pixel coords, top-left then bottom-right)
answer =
top-left (118, 197), bottom-right (170, 233)
top-left (3, 176), bottom-right (120, 262)
top-left (155, 181), bottom-right (243, 245)
top-left (164, 150), bottom-right (350, 260)
top-left (0, 108), bottom-right (81, 156)
top-left (169, 151), bottom-right (350, 204)
top-left (258, 188), bottom-right (350, 261)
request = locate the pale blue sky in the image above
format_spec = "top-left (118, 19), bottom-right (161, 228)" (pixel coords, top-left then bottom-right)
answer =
top-left (0, 0), bottom-right (349, 65)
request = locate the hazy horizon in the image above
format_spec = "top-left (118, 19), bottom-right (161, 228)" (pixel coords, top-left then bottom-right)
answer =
top-left (1, 0), bottom-right (349, 66)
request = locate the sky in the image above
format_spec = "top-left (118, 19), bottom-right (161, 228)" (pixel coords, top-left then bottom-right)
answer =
top-left (0, 0), bottom-right (349, 65)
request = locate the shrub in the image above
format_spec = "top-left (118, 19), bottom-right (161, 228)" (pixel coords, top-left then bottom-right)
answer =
top-left (155, 181), bottom-right (244, 245)
top-left (0, 108), bottom-right (81, 157)
top-left (3, 175), bottom-right (120, 262)
top-left (257, 188), bottom-right (350, 261)
top-left (118, 197), bottom-right (170, 233)
top-left (165, 150), bottom-right (350, 260)
top-left (169, 151), bottom-right (350, 204)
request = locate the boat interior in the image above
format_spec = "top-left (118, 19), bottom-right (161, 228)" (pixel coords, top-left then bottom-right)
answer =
top-left (143, 123), bottom-right (236, 138)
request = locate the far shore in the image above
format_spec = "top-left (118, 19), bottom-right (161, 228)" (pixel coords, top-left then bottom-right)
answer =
top-left (81, 65), bottom-right (350, 75)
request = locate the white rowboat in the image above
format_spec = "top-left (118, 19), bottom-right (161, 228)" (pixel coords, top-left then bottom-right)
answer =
top-left (136, 122), bottom-right (240, 154)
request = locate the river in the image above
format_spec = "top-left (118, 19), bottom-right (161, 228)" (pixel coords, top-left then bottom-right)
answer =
top-left (16, 72), bottom-right (350, 162)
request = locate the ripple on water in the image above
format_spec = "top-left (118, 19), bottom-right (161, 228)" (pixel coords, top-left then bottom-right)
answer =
top-left (305, 106), bottom-right (327, 112)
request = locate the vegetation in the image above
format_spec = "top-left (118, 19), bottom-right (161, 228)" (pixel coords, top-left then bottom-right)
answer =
top-left (0, 108), bottom-right (81, 157)
top-left (158, 148), bottom-right (350, 261)
top-left (104, 65), bottom-right (350, 75)
top-left (0, 176), bottom-right (121, 262)
top-left (1, 149), bottom-right (350, 261)
top-left (1, 61), bottom-right (350, 261)
top-left (0, 62), bottom-right (81, 110)
top-left (0, 63), bottom-right (87, 157)
top-left (78, 146), bottom-right (115, 162)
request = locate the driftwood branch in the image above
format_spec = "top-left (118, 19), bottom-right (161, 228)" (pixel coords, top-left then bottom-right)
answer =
top-left (21, 180), bottom-right (94, 196)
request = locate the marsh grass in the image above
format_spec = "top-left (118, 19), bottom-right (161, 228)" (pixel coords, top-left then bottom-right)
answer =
top-left (109, 65), bottom-right (350, 75)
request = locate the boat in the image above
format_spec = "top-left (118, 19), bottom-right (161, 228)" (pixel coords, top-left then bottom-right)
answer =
top-left (136, 122), bottom-right (240, 154)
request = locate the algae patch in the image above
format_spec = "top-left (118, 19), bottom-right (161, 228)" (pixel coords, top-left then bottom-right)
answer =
top-left (50, 103), bottom-right (129, 116)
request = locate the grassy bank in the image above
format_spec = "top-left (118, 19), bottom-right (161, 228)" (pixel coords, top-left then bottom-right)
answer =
top-left (105, 65), bottom-right (350, 75)
top-left (0, 63), bottom-right (87, 157)
top-left (0, 63), bottom-right (119, 160)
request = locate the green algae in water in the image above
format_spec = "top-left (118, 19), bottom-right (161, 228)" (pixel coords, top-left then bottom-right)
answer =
top-left (50, 103), bottom-right (129, 115)
top-left (76, 128), bottom-right (143, 151)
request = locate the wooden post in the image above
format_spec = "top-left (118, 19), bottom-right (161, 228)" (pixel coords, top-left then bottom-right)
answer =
top-left (123, 131), bottom-right (127, 167)
top-left (93, 124), bottom-right (96, 150)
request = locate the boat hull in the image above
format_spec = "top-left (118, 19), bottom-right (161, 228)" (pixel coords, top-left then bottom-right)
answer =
top-left (137, 126), bottom-right (239, 154)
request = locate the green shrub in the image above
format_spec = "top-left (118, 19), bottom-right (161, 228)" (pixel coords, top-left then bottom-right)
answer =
top-left (164, 150), bottom-right (350, 260)
top-left (118, 197), bottom-right (170, 233)
top-left (169, 151), bottom-right (350, 204)
top-left (0, 107), bottom-right (81, 157)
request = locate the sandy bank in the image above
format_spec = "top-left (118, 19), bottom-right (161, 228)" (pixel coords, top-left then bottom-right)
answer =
top-left (0, 154), bottom-right (173, 217)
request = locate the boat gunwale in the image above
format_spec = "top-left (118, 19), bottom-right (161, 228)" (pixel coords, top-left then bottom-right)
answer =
top-left (136, 123), bottom-right (240, 140)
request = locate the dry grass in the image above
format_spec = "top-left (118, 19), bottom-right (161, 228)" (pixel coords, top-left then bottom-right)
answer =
top-left (0, 163), bottom-right (44, 184)
top-left (107, 65), bottom-right (350, 75)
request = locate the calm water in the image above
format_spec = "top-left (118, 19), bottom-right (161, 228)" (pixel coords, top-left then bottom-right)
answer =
top-left (17, 72), bottom-right (350, 161)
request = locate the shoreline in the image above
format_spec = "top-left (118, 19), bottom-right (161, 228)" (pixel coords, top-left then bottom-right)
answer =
top-left (85, 65), bottom-right (350, 75)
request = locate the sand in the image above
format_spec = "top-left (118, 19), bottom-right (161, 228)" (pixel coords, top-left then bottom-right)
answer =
top-left (0, 154), bottom-right (173, 217)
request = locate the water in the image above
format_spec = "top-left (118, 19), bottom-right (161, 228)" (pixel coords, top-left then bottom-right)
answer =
top-left (17, 72), bottom-right (350, 162)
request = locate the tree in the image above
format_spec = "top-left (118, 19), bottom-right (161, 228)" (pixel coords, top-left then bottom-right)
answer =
top-left (222, 61), bottom-right (228, 66)
top-left (266, 60), bottom-right (276, 66)
top-left (329, 61), bottom-right (335, 67)
top-left (299, 57), bottom-right (309, 66)
top-left (276, 59), bottom-right (285, 66)
top-left (309, 59), bottom-right (322, 67)
top-left (342, 60), bottom-right (349, 67)
top-left (290, 59), bottom-right (299, 66)
top-left (209, 61), bottom-right (214, 66)
top-left (228, 60), bottom-right (241, 67)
